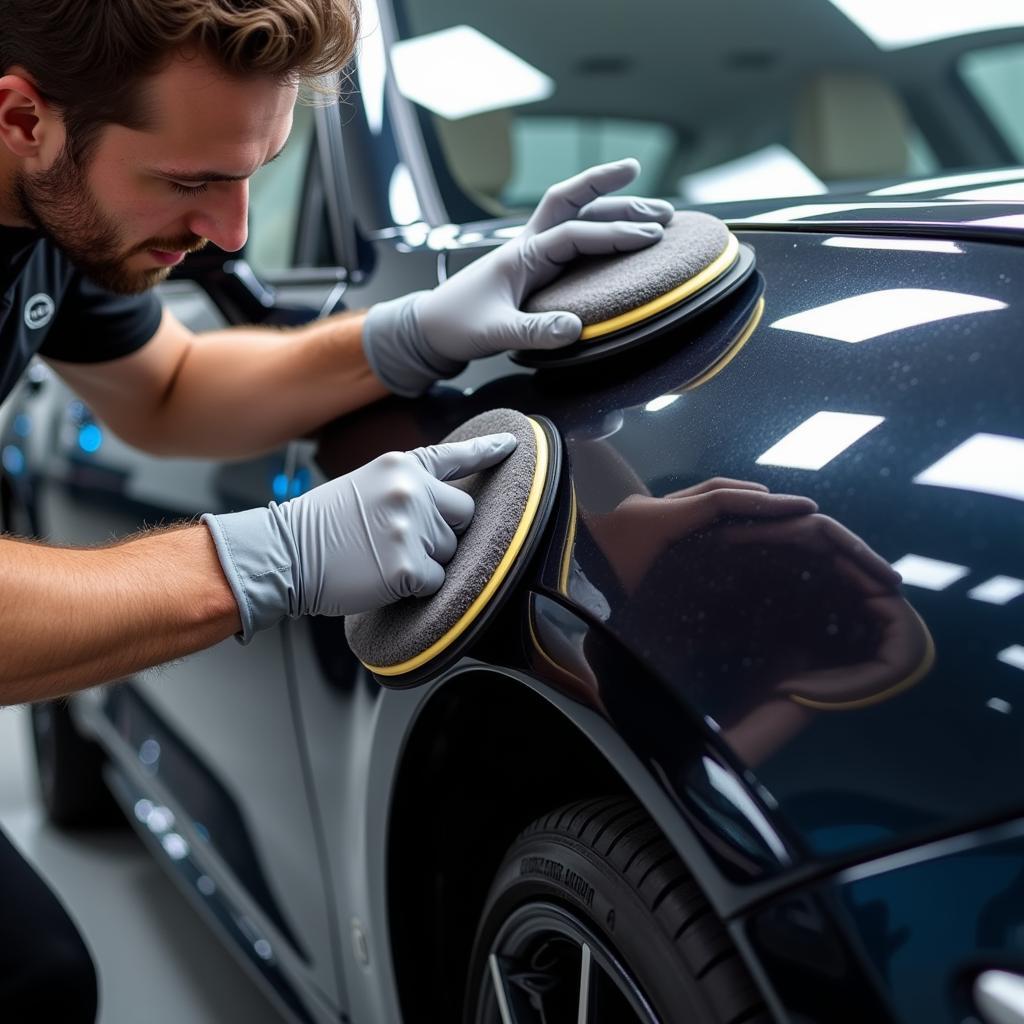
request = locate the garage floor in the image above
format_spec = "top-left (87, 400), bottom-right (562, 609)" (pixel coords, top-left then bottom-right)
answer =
top-left (0, 706), bottom-right (285, 1024)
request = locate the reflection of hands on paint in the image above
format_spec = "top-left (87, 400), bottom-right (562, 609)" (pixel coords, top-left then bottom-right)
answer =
top-left (585, 478), bottom-right (817, 592)
top-left (720, 513), bottom-right (932, 708)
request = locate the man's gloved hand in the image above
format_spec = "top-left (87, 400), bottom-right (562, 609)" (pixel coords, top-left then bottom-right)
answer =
top-left (363, 158), bottom-right (674, 396)
top-left (202, 432), bottom-right (517, 643)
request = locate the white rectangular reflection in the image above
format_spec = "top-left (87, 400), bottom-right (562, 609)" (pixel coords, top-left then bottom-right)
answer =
top-left (998, 645), bottom-right (1024, 672)
top-left (391, 26), bottom-right (554, 120)
top-left (969, 214), bottom-right (1024, 229)
top-left (914, 434), bottom-right (1024, 502)
top-left (771, 288), bottom-right (1006, 343)
top-left (822, 237), bottom-right (963, 254)
top-left (744, 201), bottom-right (958, 223)
top-left (891, 554), bottom-right (970, 591)
top-left (679, 144), bottom-right (826, 204)
top-left (872, 169), bottom-right (1024, 196)
top-left (945, 182), bottom-right (1024, 202)
top-left (826, 0), bottom-right (1024, 50)
top-left (756, 411), bottom-right (884, 470)
top-left (969, 576), bottom-right (1024, 605)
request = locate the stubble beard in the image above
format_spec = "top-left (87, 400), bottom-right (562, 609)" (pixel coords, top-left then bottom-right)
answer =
top-left (14, 146), bottom-right (205, 295)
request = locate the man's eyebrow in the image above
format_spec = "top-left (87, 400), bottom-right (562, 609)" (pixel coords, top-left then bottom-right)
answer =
top-left (158, 143), bottom-right (288, 183)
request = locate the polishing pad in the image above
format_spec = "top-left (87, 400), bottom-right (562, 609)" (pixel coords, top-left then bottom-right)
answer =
top-left (515, 211), bottom-right (755, 368)
top-left (344, 409), bottom-right (561, 686)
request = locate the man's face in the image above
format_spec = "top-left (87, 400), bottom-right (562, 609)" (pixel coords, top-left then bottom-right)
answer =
top-left (15, 53), bottom-right (296, 294)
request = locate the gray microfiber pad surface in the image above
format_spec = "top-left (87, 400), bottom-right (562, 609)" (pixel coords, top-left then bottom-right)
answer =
top-left (345, 408), bottom-right (540, 670)
top-left (524, 211), bottom-right (731, 326)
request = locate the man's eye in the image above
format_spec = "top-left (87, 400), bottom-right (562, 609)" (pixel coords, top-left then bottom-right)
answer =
top-left (169, 181), bottom-right (209, 196)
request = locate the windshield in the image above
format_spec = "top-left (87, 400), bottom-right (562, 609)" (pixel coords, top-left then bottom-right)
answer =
top-left (388, 0), bottom-right (1024, 215)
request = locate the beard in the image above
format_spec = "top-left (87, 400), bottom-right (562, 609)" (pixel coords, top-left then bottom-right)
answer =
top-left (13, 147), bottom-right (207, 295)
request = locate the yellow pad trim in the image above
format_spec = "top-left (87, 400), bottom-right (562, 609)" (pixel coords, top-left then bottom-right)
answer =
top-left (579, 233), bottom-right (740, 341)
top-left (680, 295), bottom-right (764, 393)
top-left (362, 416), bottom-right (550, 676)
top-left (789, 608), bottom-right (935, 711)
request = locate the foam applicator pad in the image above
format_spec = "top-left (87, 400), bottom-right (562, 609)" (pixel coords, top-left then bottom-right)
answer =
top-left (516, 211), bottom-right (754, 368)
top-left (344, 408), bottom-right (560, 686)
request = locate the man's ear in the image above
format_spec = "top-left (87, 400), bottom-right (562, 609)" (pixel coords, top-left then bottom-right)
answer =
top-left (0, 67), bottom-right (65, 166)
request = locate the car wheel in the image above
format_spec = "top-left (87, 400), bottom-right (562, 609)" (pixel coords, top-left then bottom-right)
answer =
top-left (464, 796), bottom-right (770, 1024)
top-left (30, 701), bottom-right (123, 829)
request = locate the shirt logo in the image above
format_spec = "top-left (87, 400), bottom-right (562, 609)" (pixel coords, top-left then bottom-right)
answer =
top-left (24, 293), bottom-right (55, 331)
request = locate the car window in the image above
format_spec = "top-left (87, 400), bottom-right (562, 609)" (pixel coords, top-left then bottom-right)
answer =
top-left (392, 0), bottom-right (1024, 213)
top-left (247, 102), bottom-right (315, 274)
top-left (960, 43), bottom-right (1024, 161)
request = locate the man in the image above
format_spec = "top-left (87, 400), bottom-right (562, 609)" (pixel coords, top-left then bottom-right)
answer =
top-left (0, 0), bottom-right (672, 1015)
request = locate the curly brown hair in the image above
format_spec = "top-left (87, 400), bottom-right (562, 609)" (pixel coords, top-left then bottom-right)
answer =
top-left (0, 0), bottom-right (360, 162)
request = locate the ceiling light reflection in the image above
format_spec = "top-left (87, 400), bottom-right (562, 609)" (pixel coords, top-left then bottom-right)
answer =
top-left (945, 182), bottom-right (1024, 202)
top-left (822, 237), bottom-right (963, 254)
top-left (891, 553), bottom-right (970, 590)
top-left (997, 645), bottom-right (1024, 671)
top-left (871, 169), bottom-right (1024, 196)
top-left (914, 433), bottom-right (1024, 502)
top-left (645, 394), bottom-right (681, 413)
top-left (390, 26), bottom-right (554, 120)
top-left (968, 214), bottom-right (1024, 229)
top-left (679, 144), bottom-right (826, 204)
top-left (969, 576), bottom-right (1024, 605)
top-left (756, 411), bottom-right (885, 470)
top-left (771, 288), bottom-right (1006, 343)
top-left (987, 697), bottom-right (1013, 714)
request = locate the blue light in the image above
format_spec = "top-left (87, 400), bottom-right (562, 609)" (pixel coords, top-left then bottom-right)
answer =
top-left (78, 424), bottom-right (103, 454)
top-left (272, 473), bottom-right (289, 501)
top-left (289, 468), bottom-right (311, 498)
top-left (13, 414), bottom-right (31, 438)
top-left (2, 445), bottom-right (25, 476)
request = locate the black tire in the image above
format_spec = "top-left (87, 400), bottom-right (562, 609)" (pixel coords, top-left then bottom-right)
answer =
top-left (465, 796), bottom-right (771, 1024)
top-left (30, 701), bottom-right (123, 829)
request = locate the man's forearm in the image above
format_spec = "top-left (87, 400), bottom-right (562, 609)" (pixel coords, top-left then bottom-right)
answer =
top-left (138, 309), bottom-right (389, 458)
top-left (0, 526), bottom-right (241, 704)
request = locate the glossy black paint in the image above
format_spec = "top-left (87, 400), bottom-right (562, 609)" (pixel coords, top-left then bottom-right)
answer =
top-left (311, 227), bottom-right (1024, 878)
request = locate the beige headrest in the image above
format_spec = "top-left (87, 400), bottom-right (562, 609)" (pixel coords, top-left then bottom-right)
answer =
top-left (793, 72), bottom-right (910, 180)
top-left (433, 109), bottom-right (513, 214)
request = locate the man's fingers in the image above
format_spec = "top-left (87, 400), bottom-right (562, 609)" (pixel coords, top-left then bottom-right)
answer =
top-left (411, 433), bottom-right (517, 481)
top-left (577, 195), bottom-right (675, 225)
top-left (505, 311), bottom-right (582, 350)
top-left (701, 489), bottom-right (817, 521)
top-left (665, 478), bottom-right (770, 499)
top-left (528, 159), bottom-right (641, 233)
top-left (429, 478), bottom-right (477, 534)
top-left (406, 555), bottom-right (446, 598)
top-left (527, 220), bottom-right (664, 276)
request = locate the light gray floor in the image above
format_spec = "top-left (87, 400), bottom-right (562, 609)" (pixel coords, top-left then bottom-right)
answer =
top-left (0, 706), bottom-right (285, 1024)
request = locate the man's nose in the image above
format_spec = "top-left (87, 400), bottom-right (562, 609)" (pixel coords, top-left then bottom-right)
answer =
top-left (187, 180), bottom-right (249, 253)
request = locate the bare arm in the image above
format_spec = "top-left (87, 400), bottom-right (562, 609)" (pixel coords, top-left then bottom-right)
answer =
top-left (46, 306), bottom-right (390, 459)
top-left (0, 526), bottom-right (240, 705)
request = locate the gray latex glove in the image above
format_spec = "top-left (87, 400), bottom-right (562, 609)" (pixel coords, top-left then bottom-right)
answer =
top-left (363, 158), bottom-right (675, 396)
top-left (202, 432), bottom-right (517, 643)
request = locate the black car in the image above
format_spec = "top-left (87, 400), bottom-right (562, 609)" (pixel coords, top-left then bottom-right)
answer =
top-left (3, 2), bottom-right (1024, 1022)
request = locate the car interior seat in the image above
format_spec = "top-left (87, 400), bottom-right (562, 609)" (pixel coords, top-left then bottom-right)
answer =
top-left (432, 109), bottom-right (513, 216)
top-left (792, 71), bottom-right (912, 181)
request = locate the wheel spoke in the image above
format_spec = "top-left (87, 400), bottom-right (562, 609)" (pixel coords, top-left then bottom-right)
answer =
top-left (577, 942), bottom-right (592, 1024)
top-left (490, 954), bottom-right (517, 1024)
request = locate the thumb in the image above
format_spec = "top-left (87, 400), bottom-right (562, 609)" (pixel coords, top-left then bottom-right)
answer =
top-left (411, 433), bottom-right (518, 481)
top-left (507, 310), bottom-right (582, 351)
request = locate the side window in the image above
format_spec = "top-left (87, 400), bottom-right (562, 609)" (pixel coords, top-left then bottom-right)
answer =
top-left (501, 116), bottom-right (675, 208)
top-left (247, 102), bottom-right (316, 275)
top-left (959, 43), bottom-right (1024, 161)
